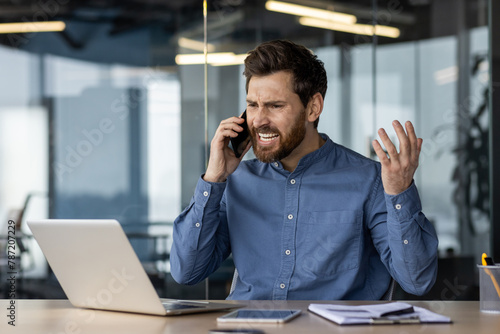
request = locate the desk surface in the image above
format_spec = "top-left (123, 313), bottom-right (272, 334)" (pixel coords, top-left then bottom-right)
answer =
top-left (1, 299), bottom-right (499, 334)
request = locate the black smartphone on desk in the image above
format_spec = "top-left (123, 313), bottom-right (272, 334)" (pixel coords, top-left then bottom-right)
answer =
top-left (208, 330), bottom-right (265, 334)
top-left (230, 110), bottom-right (250, 158)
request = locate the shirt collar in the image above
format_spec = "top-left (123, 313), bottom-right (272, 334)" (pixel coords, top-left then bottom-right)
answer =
top-left (270, 133), bottom-right (335, 173)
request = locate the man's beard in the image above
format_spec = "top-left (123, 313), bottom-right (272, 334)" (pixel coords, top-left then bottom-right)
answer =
top-left (250, 110), bottom-right (307, 163)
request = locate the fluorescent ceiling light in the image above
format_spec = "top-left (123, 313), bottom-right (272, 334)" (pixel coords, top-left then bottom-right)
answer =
top-left (175, 52), bottom-right (247, 66)
top-left (178, 37), bottom-right (216, 52)
top-left (299, 17), bottom-right (400, 38)
top-left (434, 66), bottom-right (458, 85)
top-left (265, 0), bottom-right (356, 25)
top-left (0, 21), bottom-right (66, 34)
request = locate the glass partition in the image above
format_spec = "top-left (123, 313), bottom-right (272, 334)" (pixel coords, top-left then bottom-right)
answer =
top-left (0, 0), bottom-right (492, 300)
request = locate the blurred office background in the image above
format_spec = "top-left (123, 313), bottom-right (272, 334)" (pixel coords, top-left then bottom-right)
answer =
top-left (0, 0), bottom-right (499, 301)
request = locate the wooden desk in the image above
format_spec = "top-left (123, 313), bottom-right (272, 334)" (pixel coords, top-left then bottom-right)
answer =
top-left (1, 299), bottom-right (499, 334)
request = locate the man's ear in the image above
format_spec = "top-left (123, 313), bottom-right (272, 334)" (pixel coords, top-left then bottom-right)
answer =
top-left (307, 92), bottom-right (324, 123)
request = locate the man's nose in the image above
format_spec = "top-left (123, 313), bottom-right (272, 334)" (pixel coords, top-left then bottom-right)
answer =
top-left (251, 108), bottom-right (270, 129)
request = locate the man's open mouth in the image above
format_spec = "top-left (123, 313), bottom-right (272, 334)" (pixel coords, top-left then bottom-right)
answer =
top-left (258, 133), bottom-right (279, 142)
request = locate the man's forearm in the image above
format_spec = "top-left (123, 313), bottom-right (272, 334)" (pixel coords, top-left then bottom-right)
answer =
top-left (170, 177), bottom-right (230, 285)
top-left (383, 184), bottom-right (439, 296)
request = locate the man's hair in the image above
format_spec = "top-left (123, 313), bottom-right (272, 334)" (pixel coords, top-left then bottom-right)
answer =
top-left (243, 40), bottom-right (327, 128)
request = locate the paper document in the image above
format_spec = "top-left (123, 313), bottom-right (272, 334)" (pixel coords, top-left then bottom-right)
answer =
top-left (308, 302), bottom-right (451, 325)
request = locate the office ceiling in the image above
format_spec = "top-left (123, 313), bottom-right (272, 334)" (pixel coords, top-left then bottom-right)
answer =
top-left (0, 0), bottom-right (487, 65)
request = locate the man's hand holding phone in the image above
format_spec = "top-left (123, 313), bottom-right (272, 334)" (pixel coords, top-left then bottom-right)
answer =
top-left (203, 111), bottom-right (252, 183)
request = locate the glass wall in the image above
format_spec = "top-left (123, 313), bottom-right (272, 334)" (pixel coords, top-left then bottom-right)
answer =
top-left (0, 0), bottom-right (492, 300)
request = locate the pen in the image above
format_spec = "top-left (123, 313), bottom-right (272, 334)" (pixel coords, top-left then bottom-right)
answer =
top-left (481, 253), bottom-right (500, 299)
top-left (370, 316), bottom-right (420, 324)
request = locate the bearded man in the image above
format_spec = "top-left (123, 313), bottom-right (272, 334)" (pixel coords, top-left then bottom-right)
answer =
top-left (170, 40), bottom-right (438, 300)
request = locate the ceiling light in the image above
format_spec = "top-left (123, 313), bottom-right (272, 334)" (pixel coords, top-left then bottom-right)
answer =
top-left (178, 37), bottom-right (216, 52)
top-left (265, 0), bottom-right (356, 25)
top-left (434, 66), bottom-right (458, 85)
top-left (175, 52), bottom-right (247, 66)
top-left (299, 17), bottom-right (400, 38)
top-left (0, 21), bottom-right (66, 34)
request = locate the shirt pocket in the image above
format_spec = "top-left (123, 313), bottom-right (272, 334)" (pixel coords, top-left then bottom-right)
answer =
top-left (300, 210), bottom-right (362, 277)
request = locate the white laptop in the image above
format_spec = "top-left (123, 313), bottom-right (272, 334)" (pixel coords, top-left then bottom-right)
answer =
top-left (27, 219), bottom-right (241, 316)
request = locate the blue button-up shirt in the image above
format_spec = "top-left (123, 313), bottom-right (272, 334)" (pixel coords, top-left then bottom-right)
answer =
top-left (170, 135), bottom-right (438, 300)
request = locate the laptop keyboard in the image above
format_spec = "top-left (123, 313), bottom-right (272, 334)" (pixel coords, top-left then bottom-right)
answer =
top-left (163, 303), bottom-right (204, 311)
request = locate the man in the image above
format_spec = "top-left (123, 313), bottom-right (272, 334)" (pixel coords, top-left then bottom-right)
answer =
top-left (170, 40), bottom-right (438, 300)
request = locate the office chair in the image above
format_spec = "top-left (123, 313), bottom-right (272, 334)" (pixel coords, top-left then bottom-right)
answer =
top-left (1, 195), bottom-right (35, 297)
top-left (380, 277), bottom-right (396, 300)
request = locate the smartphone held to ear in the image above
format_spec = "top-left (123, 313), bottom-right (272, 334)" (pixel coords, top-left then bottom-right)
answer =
top-left (230, 111), bottom-right (251, 158)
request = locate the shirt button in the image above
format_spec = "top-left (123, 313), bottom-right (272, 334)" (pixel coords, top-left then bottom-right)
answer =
top-left (395, 204), bottom-right (402, 210)
top-left (285, 250), bottom-right (291, 255)
top-left (290, 179), bottom-right (296, 185)
top-left (287, 214), bottom-right (293, 220)
top-left (195, 223), bottom-right (201, 228)
top-left (203, 191), bottom-right (209, 197)
top-left (280, 283), bottom-right (286, 289)
top-left (403, 239), bottom-right (409, 245)
top-left (274, 162), bottom-right (279, 167)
